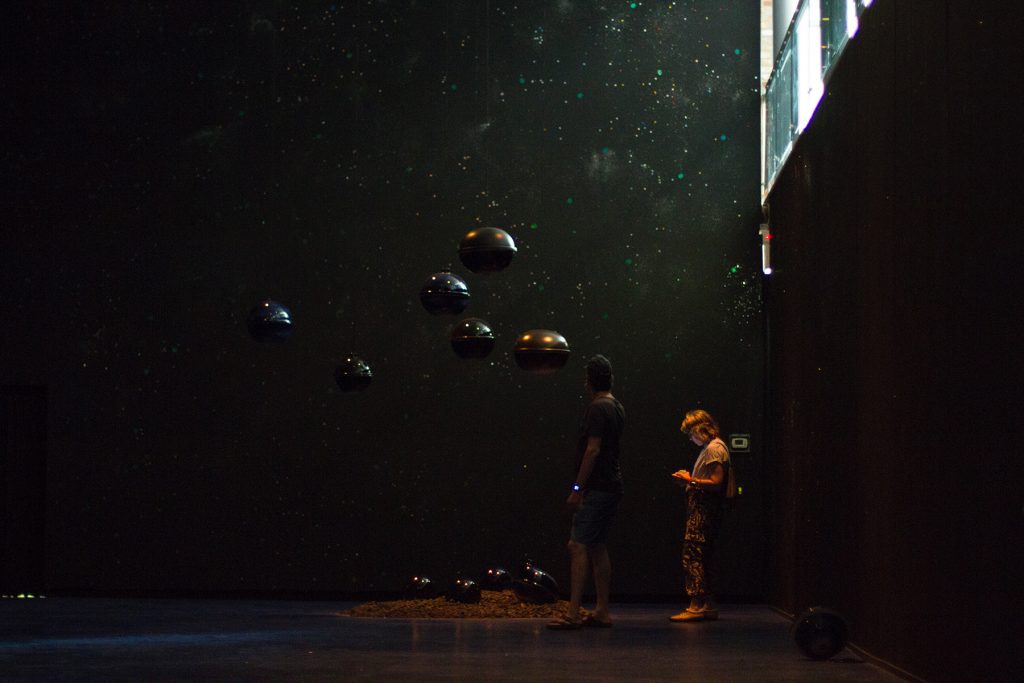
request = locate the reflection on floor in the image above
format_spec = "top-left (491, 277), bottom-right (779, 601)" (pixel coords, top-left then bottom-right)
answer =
top-left (1, 599), bottom-right (905, 681)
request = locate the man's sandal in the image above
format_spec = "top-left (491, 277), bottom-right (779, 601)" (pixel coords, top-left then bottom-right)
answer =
top-left (546, 615), bottom-right (583, 630)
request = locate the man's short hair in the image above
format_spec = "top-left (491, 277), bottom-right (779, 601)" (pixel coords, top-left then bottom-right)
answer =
top-left (585, 354), bottom-right (613, 391)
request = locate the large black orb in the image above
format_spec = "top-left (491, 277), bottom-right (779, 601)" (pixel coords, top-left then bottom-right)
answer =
top-left (403, 575), bottom-right (441, 599)
top-left (513, 330), bottom-right (570, 374)
top-left (334, 354), bottom-right (373, 392)
top-left (458, 227), bottom-right (518, 273)
top-left (792, 607), bottom-right (849, 660)
top-left (446, 578), bottom-right (482, 604)
top-left (451, 318), bottom-right (496, 359)
top-left (420, 271), bottom-right (471, 315)
top-left (479, 567), bottom-right (512, 591)
top-left (246, 300), bottom-right (294, 342)
top-left (511, 562), bottom-right (559, 604)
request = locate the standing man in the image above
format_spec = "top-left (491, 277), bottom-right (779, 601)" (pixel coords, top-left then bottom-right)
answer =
top-left (547, 355), bottom-right (625, 629)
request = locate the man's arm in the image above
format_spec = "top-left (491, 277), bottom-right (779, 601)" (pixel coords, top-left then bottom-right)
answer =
top-left (567, 436), bottom-right (601, 509)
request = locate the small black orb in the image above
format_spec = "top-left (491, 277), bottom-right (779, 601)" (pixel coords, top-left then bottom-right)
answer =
top-left (445, 578), bottom-right (482, 604)
top-left (479, 567), bottom-right (512, 591)
top-left (246, 300), bottom-right (294, 342)
top-left (334, 354), bottom-right (373, 392)
top-left (513, 329), bottom-right (570, 374)
top-left (792, 607), bottom-right (849, 660)
top-left (420, 271), bottom-right (471, 315)
top-left (511, 562), bottom-right (559, 604)
top-left (451, 318), bottom-right (496, 359)
top-left (458, 227), bottom-right (518, 273)
top-left (403, 575), bottom-right (441, 599)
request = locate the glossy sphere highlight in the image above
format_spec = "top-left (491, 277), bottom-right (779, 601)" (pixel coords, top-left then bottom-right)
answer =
top-left (334, 354), bottom-right (373, 392)
top-left (513, 329), bottom-right (570, 374)
top-left (445, 578), bottom-right (482, 604)
top-left (792, 607), bottom-right (849, 660)
top-left (458, 227), bottom-right (518, 273)
top-left (420, 271), bottom-right (471, 315)
top-left (246, 300), bottom-right (294, 342)
top-left (451, 318), bottom-right (496, 359)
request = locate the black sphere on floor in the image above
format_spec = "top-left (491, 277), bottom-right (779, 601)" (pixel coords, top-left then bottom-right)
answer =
top-left (792, 607), bottom-right (849, 660)
top-left (246, 300), bottom-right (294, 342)
top-left (511, 562), bottom-right (559, 603)
top-left (458, 227), bottom-right (517, 273)
top-left (446, 578), bottom-right (482, 604)
top-left (479, 567), bottom-right (512, 591)
top-left (402, 575), bottom-right (441, 599)
top-left (335, 354), bottom-right (373, 392)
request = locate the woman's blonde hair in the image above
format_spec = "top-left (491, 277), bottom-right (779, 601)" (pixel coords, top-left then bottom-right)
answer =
top-left (680, 409), bottom-right (720, 442)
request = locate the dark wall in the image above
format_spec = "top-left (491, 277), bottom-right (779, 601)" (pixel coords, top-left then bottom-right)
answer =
top-left (2, 2), bottom-right (763, 599)
top-left (763, 1), bottom-right (1022, 680)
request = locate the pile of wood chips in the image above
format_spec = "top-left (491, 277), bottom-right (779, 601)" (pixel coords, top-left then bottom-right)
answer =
top-left (346, 589), bottom-right (569, 619)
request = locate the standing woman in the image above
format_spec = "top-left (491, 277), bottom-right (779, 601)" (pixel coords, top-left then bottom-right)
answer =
top-left (670, 409), bottom-right (731, 622)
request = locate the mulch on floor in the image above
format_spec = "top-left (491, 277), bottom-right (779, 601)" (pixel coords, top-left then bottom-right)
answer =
top-left (346, 589), bottom-right (570, 618)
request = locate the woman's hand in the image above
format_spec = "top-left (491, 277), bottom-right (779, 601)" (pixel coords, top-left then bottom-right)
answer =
top-left (671, 469), bottom-right (692, 487)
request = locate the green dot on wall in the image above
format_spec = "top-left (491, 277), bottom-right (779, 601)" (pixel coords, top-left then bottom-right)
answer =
top-left (576, 91), bottom-right (584, 99)
top-left (566, 197), bottom-right (574, 205)
top-left (519, 77), bottom-right (526, 84)
top-left (656, 68), bottom-right (663, 77)
top-left (677, 172), bottom-right (685, 179)
top-left (451, 84), bottom-right (458, 91)
top-left (624, 258), bottom-right (633, 266)
top-left (530, 222), bottom-right (538, 230)
top-left (601, 312), bottom-right (610, 320)
top-left (734, 48), bottom-right (742, 56)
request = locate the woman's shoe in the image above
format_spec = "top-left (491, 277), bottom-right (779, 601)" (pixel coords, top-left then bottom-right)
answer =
top-left (669, 609), bottom-right (705, 622)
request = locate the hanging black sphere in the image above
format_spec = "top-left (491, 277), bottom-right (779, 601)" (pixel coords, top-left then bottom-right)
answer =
top-left (511, 561), bottom-right (559, 604)
top-left (451, 318), bottom-right (496, 359)
top-left (513, 329), bottom-right (570, 374)
top-left (334, 354), bottom-right (373, 392)
top-left (445, 577), bottom-right (482, 604)
top-left (479, 567), bottom-right (512, 591)
top-left (792, 607), bottom-right (849, 660)
top-left (420, 271), bottom-right (471, 315)
top-left (458, 227), bottom-right (518, 273)
top-left (402, 575), bottom-right (441, 599)
top-left (246, 300), bottom-right (294, 342)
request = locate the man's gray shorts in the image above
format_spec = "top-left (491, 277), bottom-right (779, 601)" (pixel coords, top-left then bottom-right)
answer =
top-left (571, 489), bottom-right (622, 546)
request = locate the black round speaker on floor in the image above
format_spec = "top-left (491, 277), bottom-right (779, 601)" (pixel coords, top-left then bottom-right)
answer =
top-left (792, 606), bottom-right (849, 660)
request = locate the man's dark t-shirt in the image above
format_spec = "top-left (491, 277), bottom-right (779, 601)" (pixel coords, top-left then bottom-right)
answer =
top-left (576, 396), bottom-right (625, 494)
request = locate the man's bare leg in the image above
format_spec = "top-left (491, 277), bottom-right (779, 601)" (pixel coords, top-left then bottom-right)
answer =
top-left (588, 543), bottom-right (612, 622)
top-left (566, 539), bottom-right (588, 622)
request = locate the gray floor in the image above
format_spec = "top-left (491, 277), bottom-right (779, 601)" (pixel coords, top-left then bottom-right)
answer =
top-left (1, 598), bottom-right (905, 682)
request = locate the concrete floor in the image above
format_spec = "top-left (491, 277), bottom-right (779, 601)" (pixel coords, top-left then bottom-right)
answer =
top-left (0, 598), bottom-right (906, 682)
